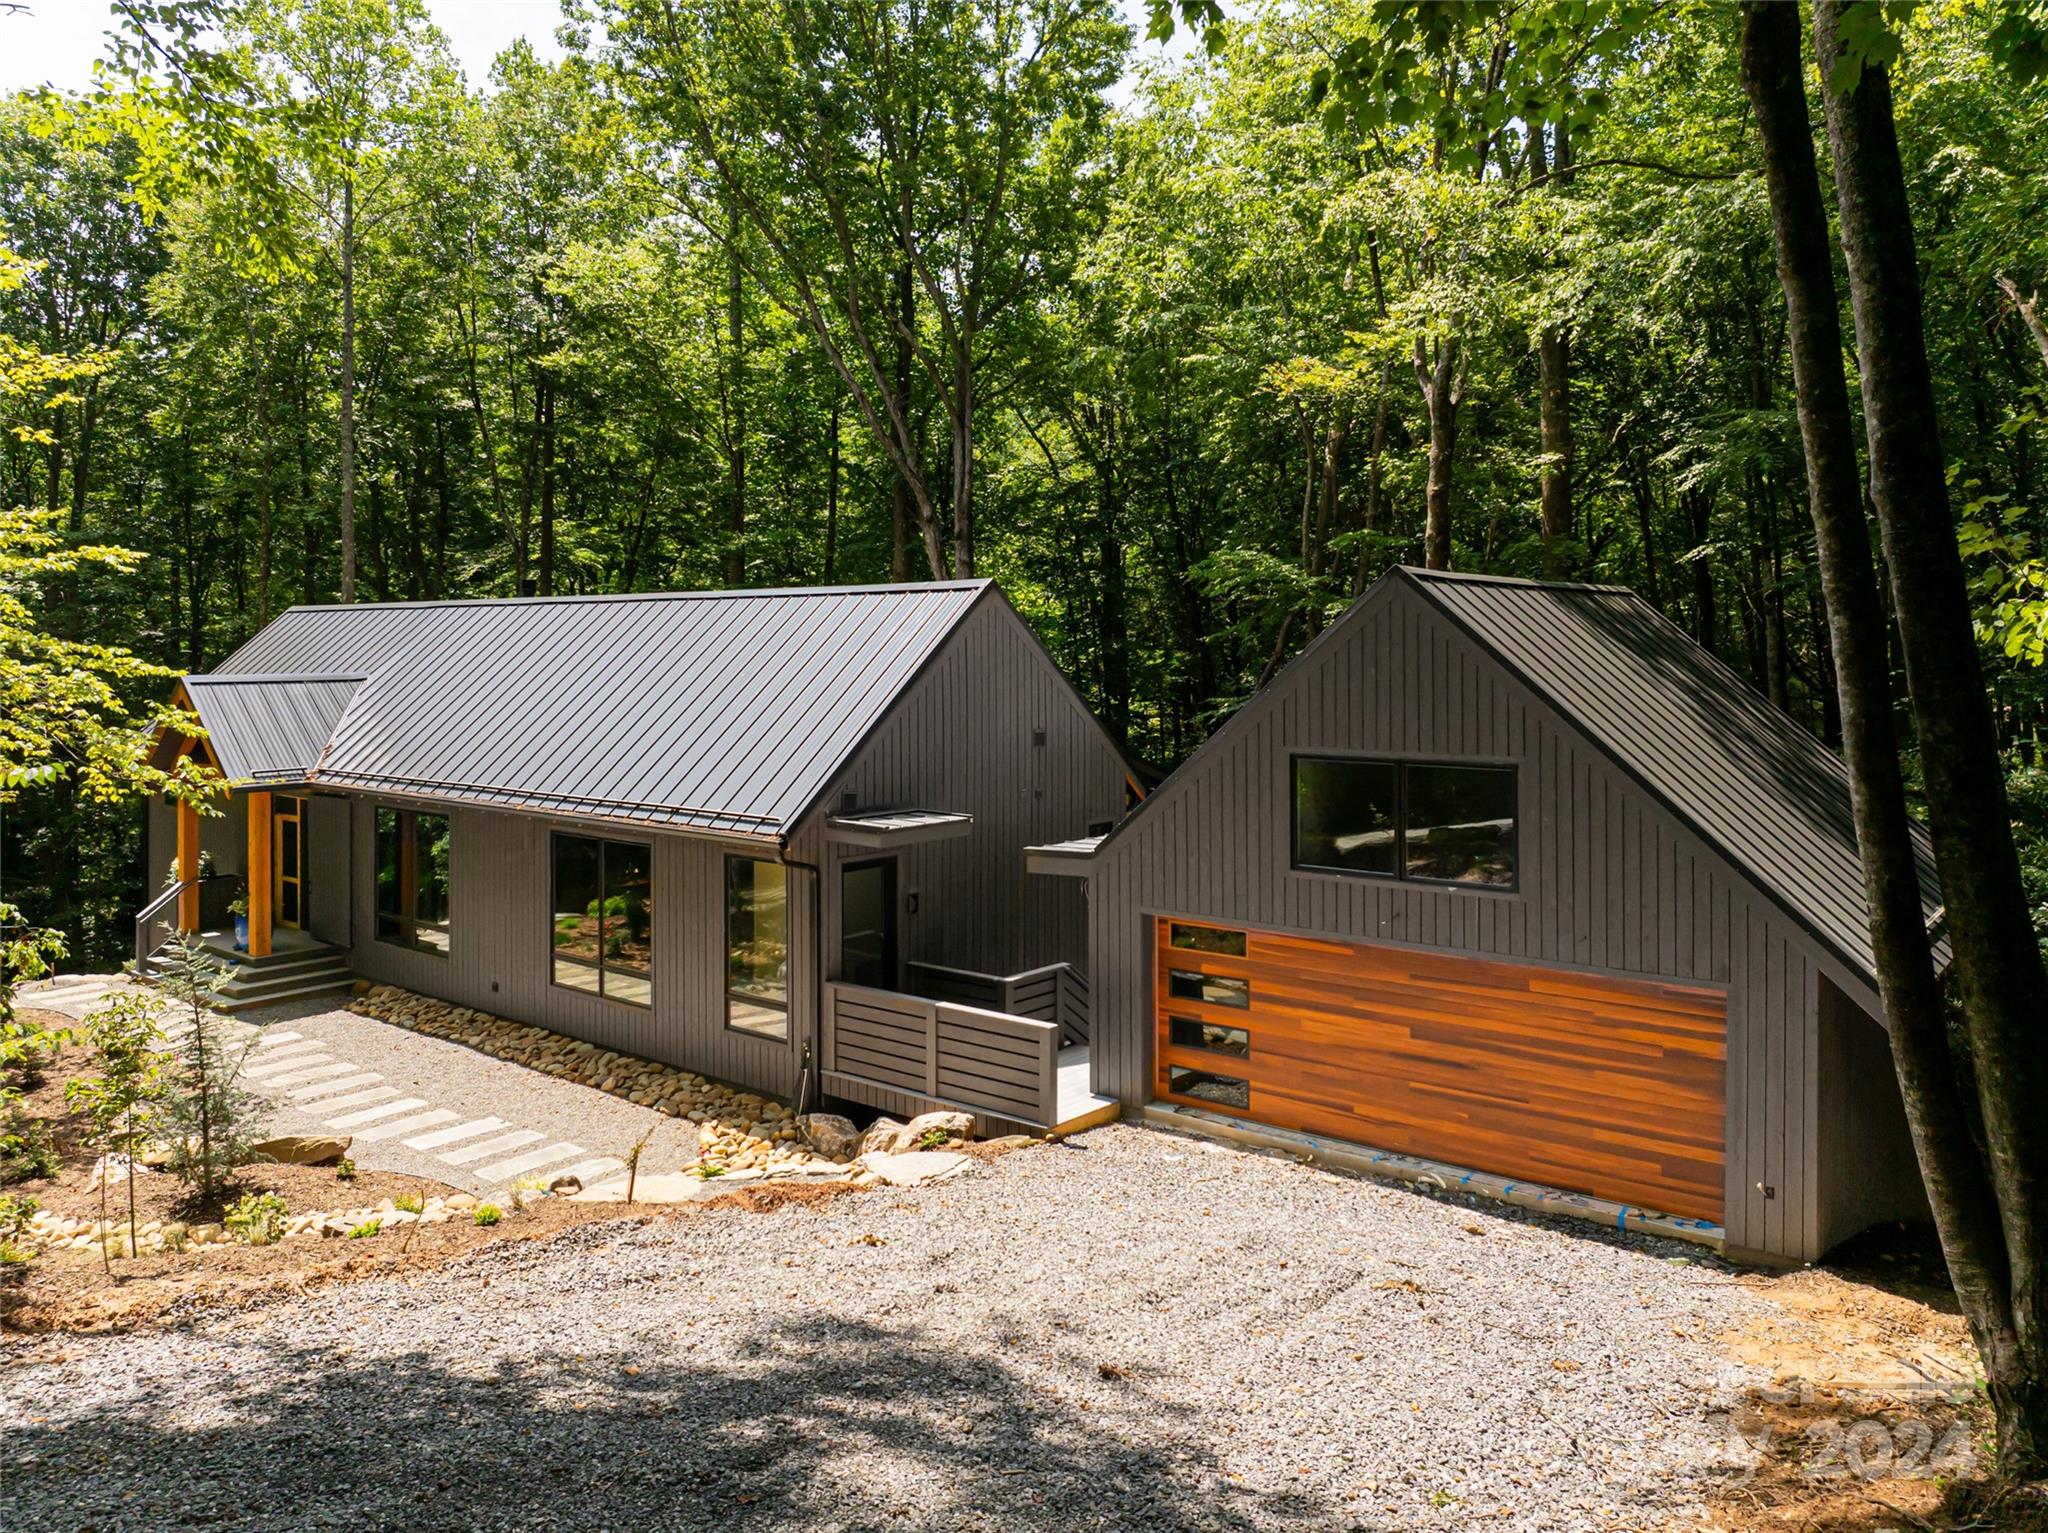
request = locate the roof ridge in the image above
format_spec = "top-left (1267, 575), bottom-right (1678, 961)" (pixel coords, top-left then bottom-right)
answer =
top-left (184, 671), bottom-right (369, 685)
top-left (1395, 565), bottom-right (1634, 595)
top-left (269, 579), bottom-right (991, 617)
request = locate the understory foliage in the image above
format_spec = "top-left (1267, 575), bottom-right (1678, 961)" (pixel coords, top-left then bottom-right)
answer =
top-left (0, 0), bottom-right (2046, 948)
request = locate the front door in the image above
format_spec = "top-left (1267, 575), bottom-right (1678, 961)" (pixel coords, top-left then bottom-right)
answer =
top-left (275, 797), bottom-right (305, 930)
top-left (839, 858), bottom-right (898, 989)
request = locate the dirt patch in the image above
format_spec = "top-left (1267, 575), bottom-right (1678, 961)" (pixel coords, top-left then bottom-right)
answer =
top-left (1701, 1224), bottom-right (2035, 1533)
top-left (4, 1182), bottom-right (874, 1337)
top-left (0, 1013), bottom-right (869, 1337)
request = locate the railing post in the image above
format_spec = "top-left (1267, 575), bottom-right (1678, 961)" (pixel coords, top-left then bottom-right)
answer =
top-left (925, 1000), bottom-right (940, 1097)
top-left (1041, 1021), bottom-right (1059, 1128)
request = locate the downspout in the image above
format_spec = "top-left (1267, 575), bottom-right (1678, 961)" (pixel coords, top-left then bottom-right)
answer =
top-left (779, 837), bottom-right (824, 1118)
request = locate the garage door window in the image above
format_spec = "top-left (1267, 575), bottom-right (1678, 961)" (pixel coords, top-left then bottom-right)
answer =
top-left (1168, 921), bottom-right (1247, 957)
top-left (1169, 1016), bottom-right (1250, 1058)
top-left (1168, 970), bottom-right (1249, 1008)
top-left (1167, 1065), bottom-right (1250, 1111)
top-left (1293, 756), bottom-right (1517, 889)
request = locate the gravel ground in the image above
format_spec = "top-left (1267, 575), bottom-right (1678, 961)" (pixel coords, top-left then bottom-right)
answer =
top-left (0, 1125), bottom-right (1769, 1533)
top-left (23, 982), bottom-right (698, 1194)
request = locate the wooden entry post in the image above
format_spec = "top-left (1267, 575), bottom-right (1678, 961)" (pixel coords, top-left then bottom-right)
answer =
top-left (246, 790), bottom-right (274, 958)
top-left (176, 799), bottom-right (201, 933)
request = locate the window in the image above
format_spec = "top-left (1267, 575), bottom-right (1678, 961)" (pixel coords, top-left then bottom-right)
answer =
top-left (1167, 970), bottom-right (1249, 1008)
top-left (375, 807), bottom-right (451, 953)
top-left (551, 835), bottom-right (652, 1005)
top-left (726, 856), bottom-right (789, 1039)
top-left (1403, 763), bottom-right (1518, 885)
top-left (1167, 1064), bottom-right (1249, 1111)
top-left (1168, 1016), bottom-right (1250, 1058)
top-left (1292, 758), bottom-right (1399, 876)
top-left (1168, 922), bottom-right (1247, 957)
top-left (1292, 756), bottom-right (1517, 888)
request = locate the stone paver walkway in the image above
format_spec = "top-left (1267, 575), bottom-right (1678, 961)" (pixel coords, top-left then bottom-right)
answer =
top-left (22, 974), bottom-right (694, 1197)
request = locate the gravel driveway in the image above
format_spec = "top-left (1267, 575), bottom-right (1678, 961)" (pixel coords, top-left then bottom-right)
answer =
top-left (0, 1125), bottom-right (1769, 1532)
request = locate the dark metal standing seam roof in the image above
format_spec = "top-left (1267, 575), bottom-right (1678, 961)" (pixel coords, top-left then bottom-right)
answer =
top-left (1402, 567), bottom-right (1943, 989)
top-left (204, 582), bottom-right (990, 838)
top-left (178, 674), bottom-right (366, 783)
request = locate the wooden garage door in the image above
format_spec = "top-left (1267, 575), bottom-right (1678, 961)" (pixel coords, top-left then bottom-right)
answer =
top-left (1154, 920), bottom-right (1727, 1222)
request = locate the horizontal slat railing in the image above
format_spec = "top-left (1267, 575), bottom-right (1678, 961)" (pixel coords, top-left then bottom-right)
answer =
top-left (1056, 966), bottom-right (1091, 1047)
top-left (904, 958), bottom-right (1089, 1046)
top-left (904, 960), bottom-right (1004, 1010)
top-left (824, 981), bottom-right (1059, 1128)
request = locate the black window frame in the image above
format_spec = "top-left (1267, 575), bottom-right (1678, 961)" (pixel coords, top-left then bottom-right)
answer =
top-left (373, 805), bottom-right (452, 955)
top-left (1290, 753), bottom-right (1519, 892)
top-left (549, 832), bottom-right (654, 1009)
top-left (724, 854), bottom-right (791, 1042)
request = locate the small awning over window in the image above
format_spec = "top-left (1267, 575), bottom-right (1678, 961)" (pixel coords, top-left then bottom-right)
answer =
top-left (824, 809), bottom-right (974, 848)
top-left (1024, 834), bottom-right (1105, 878)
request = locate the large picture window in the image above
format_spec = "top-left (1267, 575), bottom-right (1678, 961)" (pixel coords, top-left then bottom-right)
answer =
top-left (1292, 756), bottom-right (1517, 888)
top-left (725, 856), bottom-right (788, 1039)
top-left (375, 807), bottom-right (451, 952)
top-left (551, 835), bottom-right (653, 1005)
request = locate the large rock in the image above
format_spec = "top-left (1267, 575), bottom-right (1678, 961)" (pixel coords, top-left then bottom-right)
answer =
top-left (902, 1110), bottom-right (975, 1147)
top-left (254, 1134), bottom-right (352, 1166)
top-left (797, 1113), bottom-right (861, 1159)
top-left (857, 1149), bottom-right (970, 1188)
top-left (857, 1116), bottom-right (911, 1156)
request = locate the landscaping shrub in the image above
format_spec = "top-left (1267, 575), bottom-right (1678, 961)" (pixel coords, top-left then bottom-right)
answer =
top-left (155, 936), bottom-right (268, 1204)
top-left (224, 1190), bottom-right (287, 1247)
top-left (472, 1204), bottom-right (501, 1226)
top-left (0, 1116), bottom-right (57, 1184)
top-left (66, 990), bottom-right (166, 1263)
top-left (346, 1218), bottom-right (381, 1239)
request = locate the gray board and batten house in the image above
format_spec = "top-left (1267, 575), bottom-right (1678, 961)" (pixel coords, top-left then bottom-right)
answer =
top-left (145, 580), bottom-right (1140, 1129)
top-left (143, 565), bottom-right (1941, 1265)
top-left (1038, 566), bottom-right (1941, 1266)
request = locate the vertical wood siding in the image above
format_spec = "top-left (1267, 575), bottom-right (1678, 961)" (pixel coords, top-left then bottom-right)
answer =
top-left (305, 794), bottom-right (352, 947)
top-left (787, 597), bottom-right (1127, 986)
top-left (1089, 580), bottom-right (1864, 1262)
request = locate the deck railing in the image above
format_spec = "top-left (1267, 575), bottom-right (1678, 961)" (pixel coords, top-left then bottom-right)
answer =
top-left (822, 981), bottom-right (1060, 1128)
top-left (905, 959), bottom-right (1090, 1046)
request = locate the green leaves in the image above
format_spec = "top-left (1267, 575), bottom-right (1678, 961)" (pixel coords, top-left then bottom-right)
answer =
top-left (1822, 1), bottom-right (1908, 96)
top-left (1313, 0), bottom-right (1663, 149)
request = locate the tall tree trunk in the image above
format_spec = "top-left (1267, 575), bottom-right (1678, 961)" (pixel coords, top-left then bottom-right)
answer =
top-left (725, 217), bottom-right (746, 586)
top-left (1531, 123), bottom-right (1575, 576)
top-left (1414, 337), bottom-right (1461, 569)
top-left (339, 175), bottom-right (359, 603)
top-left (1996, 275), bottom-right (2048, 372)
top-left (1813, 0), bottom-right (2048, 1474)
top-left (1099, 479), bottom-right (1130, 742)
top-left (823, 393), bottom-right (840, 583)
top-left (538, 379), bottom-right (556, 597)
top-left (70, 384), bottom-right (96, 532)
top-left (1354, 364), bottom-right (1391, 594)
top-left (890, 261), bottom-right (916, 582)
top-left (46, 403), bottom-right (63, 515)
top-left (950, 349), bottom-right (973, 579)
